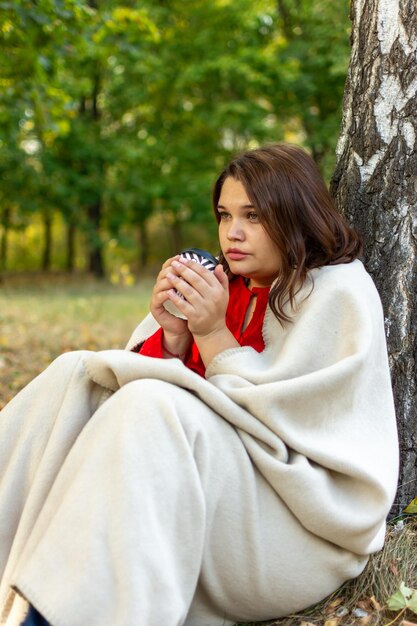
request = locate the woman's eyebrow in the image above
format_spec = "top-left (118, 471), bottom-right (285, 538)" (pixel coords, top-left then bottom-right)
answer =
top-left (216, 203), bottom-right (255, 210)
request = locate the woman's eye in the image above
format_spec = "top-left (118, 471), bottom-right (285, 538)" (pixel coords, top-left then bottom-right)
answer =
top-left (218, 212), bottom-right (230, 220)
top-left (248, 212), bottom-right (259, 222)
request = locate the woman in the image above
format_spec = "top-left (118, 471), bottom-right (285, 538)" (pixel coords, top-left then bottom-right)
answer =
top-left (0, 144), bottom-right (398, 626)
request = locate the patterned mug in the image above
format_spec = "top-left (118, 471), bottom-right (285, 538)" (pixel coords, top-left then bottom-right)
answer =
top-left (163, 248), bottom-right (219, 319)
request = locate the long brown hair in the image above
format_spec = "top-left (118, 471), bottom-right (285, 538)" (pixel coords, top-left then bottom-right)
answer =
top-left (212, 143), bottom-right (362, 323)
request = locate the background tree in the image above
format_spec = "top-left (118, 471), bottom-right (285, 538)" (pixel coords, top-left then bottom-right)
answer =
top-left (0, 0), bottom-right (93, 270)
top-left (270, 0), bottom-right (351, 178)
top-left (0, 0), bottom-right (351, 275)
top-left (331, 0), bottom-right (417, 513)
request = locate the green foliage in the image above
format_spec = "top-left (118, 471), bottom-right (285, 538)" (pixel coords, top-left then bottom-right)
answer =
top-left (0, 0), bottom-right (351, 274)
top-left (270, 0), bottom-right (351, 176)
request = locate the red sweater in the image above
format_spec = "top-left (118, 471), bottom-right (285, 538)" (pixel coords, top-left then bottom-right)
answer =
top-left (138, 276), bottom-right (270, 377)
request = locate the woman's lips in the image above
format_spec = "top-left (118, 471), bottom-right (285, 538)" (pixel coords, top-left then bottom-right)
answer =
top-left (226, 250), bottom-right (249, 261)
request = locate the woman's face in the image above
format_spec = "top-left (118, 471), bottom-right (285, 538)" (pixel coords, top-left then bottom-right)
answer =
top-left (217, 177), bottom-right (281, 288)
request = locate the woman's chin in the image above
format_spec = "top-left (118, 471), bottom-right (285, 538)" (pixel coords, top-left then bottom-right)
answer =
top-left (227, 261), bottom-right (250, 277)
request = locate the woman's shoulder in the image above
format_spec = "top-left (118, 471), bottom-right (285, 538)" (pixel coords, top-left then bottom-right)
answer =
top-left (309, 260), bottom-right (378, 296)
top-left (302, 260), bottom-right (384, 321)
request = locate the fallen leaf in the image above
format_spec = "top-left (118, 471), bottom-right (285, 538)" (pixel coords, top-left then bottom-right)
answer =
top-left (370, 596), bottom-right (382, 611)
top-left (400, 621), bottom-right (417, 626)
top-left (326, 598), bottom-right (344, 613)
top-left (387, 582), bottom-right (417, 612)
top-left (324, 619), bottom-right (339, 626)
top-left (410, 592), bottom-right (417, 614)
top-left (403, 498), bottom-right (417, 514)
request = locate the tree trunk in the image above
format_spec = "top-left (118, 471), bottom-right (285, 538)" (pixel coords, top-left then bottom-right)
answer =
top-left (66, 220), bottom-right (76, 273)
top-left (87, 201), bottom-right (105, 278)
top-left (80, 64), bottom-right (105, 279)
top-left (0, 207), bottom-right (10, 271)
top-left (331, 0), bottom-right (417, 514)
top-left (41, 210), bottom-right (52, 271)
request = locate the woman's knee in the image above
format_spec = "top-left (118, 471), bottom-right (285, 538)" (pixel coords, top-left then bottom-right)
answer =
top-left (102, 378), bottom-right (236, 450)
top-left (110, 378), bottom-right (203, 422)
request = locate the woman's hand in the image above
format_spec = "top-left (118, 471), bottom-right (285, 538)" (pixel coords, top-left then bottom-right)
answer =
top-left (150, 256), bottom-right (192, 355)
top-left (165, 258), bottom-right (229, 337)
top-left (165, 258), bottom-right (239, 367)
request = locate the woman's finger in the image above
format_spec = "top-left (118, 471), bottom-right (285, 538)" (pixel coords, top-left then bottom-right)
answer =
top-left (165, 288), bottom-right (194, 316)
top-left (153, 275), bottom-right (175, 295)
top-left (213, 263), bottom-right (229, 289)
top-left (166, 273), bottom-right (200, 304)
top-left (170, 259), bottom-right (223, 294)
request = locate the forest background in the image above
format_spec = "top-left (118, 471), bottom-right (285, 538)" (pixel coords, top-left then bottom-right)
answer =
top-left (0, 0), bottom-right (350, 279)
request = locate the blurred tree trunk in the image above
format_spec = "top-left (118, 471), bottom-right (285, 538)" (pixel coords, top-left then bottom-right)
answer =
top-left (331, 0), bottom-right (417, 514)
top-left (0, 207), bottom-right (10, 271)
top-left (41, 210), bottom-right (52, 271)
top-left (66, 220), bottom-right (76, 272)
top-left (87, 200), bottom-right (104, 278)
top-left (82, 70), bottom-right (105, 279)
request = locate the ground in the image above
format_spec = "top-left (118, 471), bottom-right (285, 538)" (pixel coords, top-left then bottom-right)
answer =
top-left (0, 272), bottom-right (152, 410)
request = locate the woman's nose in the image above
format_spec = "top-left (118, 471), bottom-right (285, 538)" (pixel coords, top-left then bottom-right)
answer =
top-left (227, 219), bottom-right (244, 240)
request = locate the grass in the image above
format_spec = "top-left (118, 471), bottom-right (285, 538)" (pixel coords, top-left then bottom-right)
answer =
top-left (0, 272), bottom-right (153, 409)
top-left (1, 273), bottom-right (416, 626)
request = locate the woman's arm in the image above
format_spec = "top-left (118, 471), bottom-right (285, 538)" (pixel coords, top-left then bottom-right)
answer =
top-left (164, 257), bottom-right (240, 367)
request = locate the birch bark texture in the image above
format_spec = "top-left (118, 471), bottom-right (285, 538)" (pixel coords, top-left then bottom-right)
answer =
top-left (331, 0), bottom-right (417, 513)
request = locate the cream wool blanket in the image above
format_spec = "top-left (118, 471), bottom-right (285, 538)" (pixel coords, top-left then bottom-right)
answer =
top-left (0, 260), bottom-right (398, 626)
